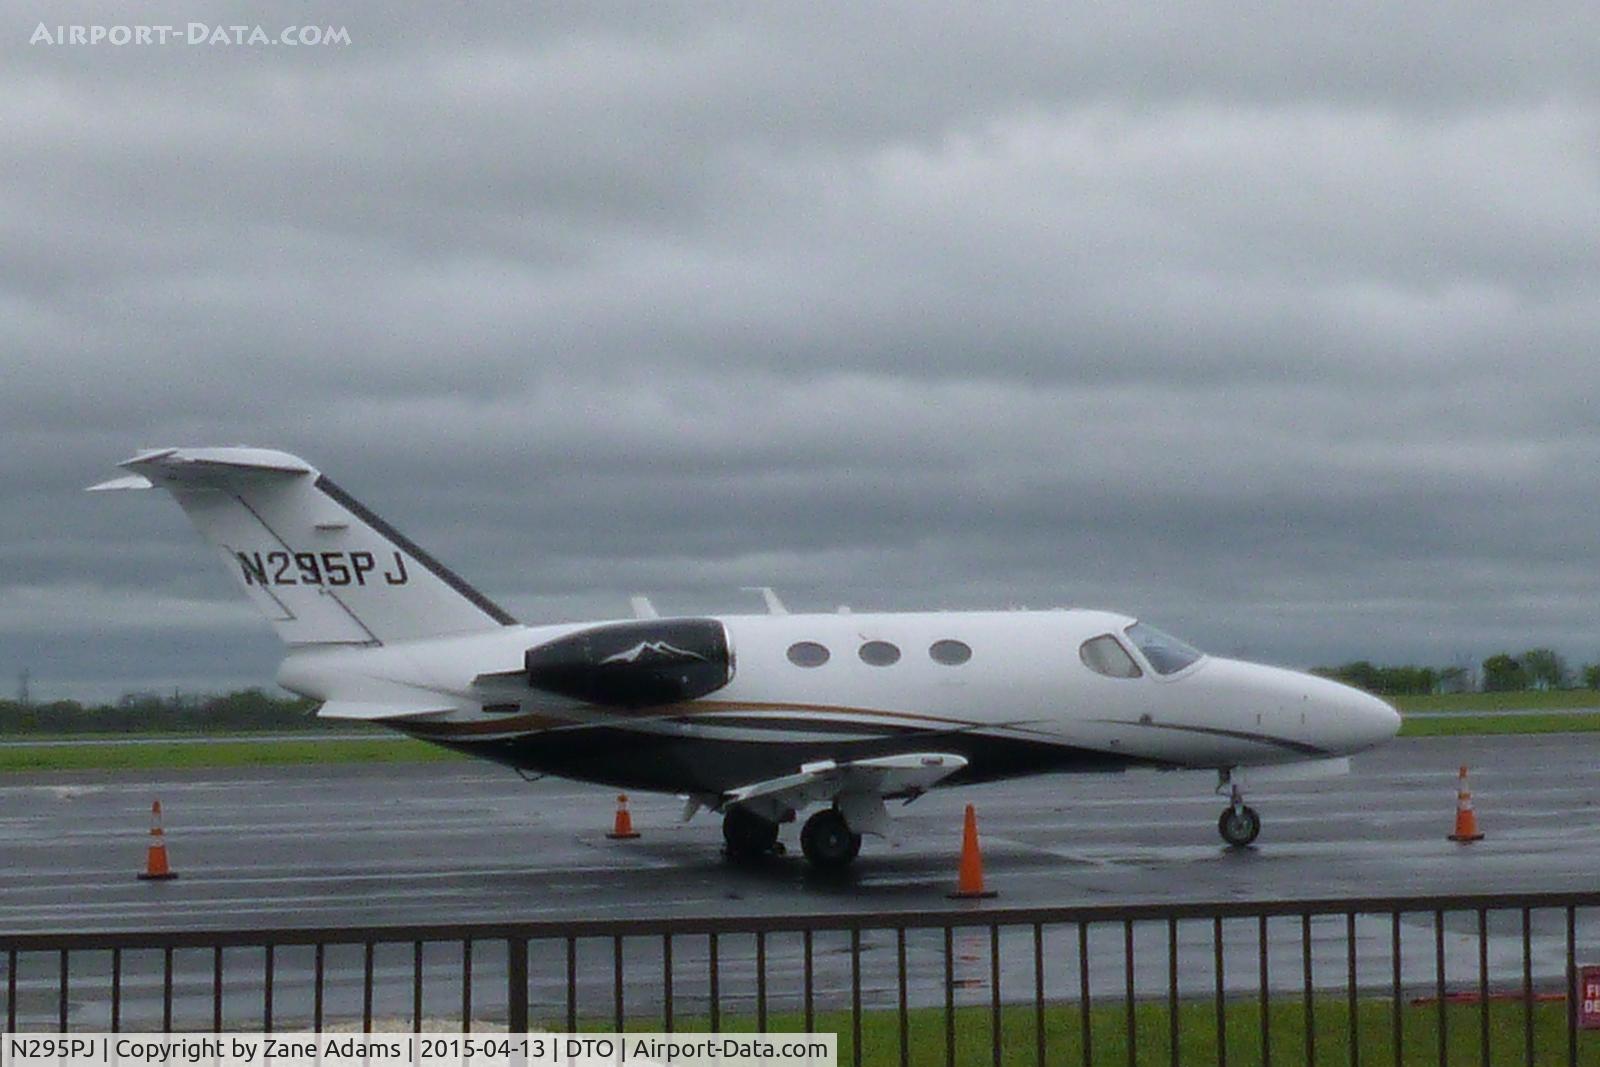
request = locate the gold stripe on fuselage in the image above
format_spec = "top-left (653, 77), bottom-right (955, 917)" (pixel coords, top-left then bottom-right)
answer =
top-left (397, 699), bottom-right (981, 738)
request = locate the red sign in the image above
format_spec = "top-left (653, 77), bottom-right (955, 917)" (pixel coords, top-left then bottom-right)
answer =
top-left (1581, 966), bottom-right (1600, 1030)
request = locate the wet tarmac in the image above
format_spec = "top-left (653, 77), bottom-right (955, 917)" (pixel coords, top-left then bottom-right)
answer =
top-left (2, 734), bottom-right (1597, 1030)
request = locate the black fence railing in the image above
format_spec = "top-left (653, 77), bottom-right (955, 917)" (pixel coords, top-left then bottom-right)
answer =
top-left (3, 890), bottom-right (1598, 1065)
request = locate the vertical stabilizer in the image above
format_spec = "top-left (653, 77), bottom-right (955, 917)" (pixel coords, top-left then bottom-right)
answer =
top-left (90, 447), bottom-right (516, 647)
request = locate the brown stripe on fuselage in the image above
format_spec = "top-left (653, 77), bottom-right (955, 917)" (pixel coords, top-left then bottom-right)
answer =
top-left (397, 699), bottom-right (981, 738)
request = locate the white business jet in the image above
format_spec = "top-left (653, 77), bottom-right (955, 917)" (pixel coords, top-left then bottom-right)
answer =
top-left (92, 448), bottom-right (1400, 870)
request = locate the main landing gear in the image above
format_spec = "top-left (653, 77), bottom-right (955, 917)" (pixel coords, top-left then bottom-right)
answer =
top-left (799, 808), bottom-right (862, 870)
top-left (1216, 772), bottom-right (1261, 848)
top-left (722, 805), bottom-right (781, 859)
top-left (721, 804), bottom-right (863, 870)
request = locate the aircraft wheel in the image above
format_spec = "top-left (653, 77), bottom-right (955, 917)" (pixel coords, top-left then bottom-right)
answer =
top-left (800, 809), bottom-right (861, 869)
top-left (1218, 804), bottom-right (1261, 848)
top-left (723, 806), bottom-right (780, 858)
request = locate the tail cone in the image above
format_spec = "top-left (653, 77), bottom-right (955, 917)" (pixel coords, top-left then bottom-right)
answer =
top-left (948, 803), bottom-right (997, 899)
top-left (1449, 765), bottom-right (1485, 842)
top-left (137, 799), bottom-right (179, 881)
top-left (607, 794), bottom-right (641, 840)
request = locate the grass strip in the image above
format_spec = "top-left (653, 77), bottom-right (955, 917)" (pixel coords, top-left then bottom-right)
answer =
top-left (5, 727), bottom-right (384, 743)
top-left (1398, 711), bottom-right (1600, 737)
top-left (591, 996), bottom-right (1596, 1066)
top-left (0, 737), bottom-right (462, 773)
top-left (1391, 690), bottom-right (1600, 712)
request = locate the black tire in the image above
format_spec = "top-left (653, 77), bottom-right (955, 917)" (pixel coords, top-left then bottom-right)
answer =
top-left (1218, 804), bottom-right (1261, 847)
top-left (722, 806), bottom-right (780, 858)
top-left (800, 809), bottom-right (861, 869)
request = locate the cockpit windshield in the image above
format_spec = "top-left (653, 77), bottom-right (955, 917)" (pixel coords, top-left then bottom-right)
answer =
top-left (1124, 622), bottom-right (1203, 675)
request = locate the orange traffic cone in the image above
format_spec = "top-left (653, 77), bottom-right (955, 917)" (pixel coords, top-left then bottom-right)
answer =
top-left (948, 804), bottom-right (997, 899)
top-left (137, 799), bottom-right (179, 881)
top-left (606, 794), bottom-right (641, 839)
top-left (1449, 766), bottom-right (1485, 842)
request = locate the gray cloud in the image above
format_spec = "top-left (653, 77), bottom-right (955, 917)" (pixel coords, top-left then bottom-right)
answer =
top-left (4, 2), bottom-right (1599, 701)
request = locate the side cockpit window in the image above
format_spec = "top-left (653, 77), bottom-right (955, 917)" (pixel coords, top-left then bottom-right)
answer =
top-left (1080, 634), bottom-right (1143, 678)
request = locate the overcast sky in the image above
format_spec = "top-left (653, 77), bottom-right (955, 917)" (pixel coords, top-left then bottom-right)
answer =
top-left (5, 2), bottom-right (1599, 702)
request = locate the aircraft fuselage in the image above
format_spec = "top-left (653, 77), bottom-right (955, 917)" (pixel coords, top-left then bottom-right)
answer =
top-left (277, 608), bottom-right (1400, 796)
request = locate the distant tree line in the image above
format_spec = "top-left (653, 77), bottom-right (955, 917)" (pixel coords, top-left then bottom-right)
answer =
top-left (1315, 650), bottom-right (1600, 696)
top-left (0, 689), bottom-right (330, 736)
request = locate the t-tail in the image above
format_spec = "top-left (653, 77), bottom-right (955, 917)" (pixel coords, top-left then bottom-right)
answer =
top-left (89, 447), bottom-right (517, 647)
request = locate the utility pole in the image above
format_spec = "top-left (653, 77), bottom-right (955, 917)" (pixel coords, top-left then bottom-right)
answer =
top-left (17, 668), bottom-right (30, 707)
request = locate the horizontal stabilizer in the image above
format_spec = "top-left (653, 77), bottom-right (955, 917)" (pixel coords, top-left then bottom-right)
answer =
top-left (316, 700), bottom-right (452, 722)
top-left (117, 447), bottom-right (314, 483)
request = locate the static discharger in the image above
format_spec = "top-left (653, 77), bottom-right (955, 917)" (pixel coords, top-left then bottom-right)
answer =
top-left (1449, 765), bottom-right (1485, 842)
top-left (137, 799), bottom-right (179, 881)
top-left (948, 803), bottom-right (997, 899)
top-left (607, 794), bottom-right (641, 840)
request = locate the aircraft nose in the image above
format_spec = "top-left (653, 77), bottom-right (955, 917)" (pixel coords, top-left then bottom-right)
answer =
top-left (1327, 681), bottom-right (1402, 752)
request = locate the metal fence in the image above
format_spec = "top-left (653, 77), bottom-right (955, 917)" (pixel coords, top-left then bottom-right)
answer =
top-left (4, 890), bottom-right (1598, 1065)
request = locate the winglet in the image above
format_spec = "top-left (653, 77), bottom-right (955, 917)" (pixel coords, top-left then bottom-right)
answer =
top-left (743, 586), bottom-right (789, 615)
top-left (630, 595), bottom-right (660, 620)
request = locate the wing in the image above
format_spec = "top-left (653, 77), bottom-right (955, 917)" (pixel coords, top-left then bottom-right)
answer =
top-left (720, 752), bottom-right (968, 837)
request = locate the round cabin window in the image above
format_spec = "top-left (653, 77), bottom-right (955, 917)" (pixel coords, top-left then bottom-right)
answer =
top-left (929, 639), bottom-right (972, 665)
top-left (786, 641), bottom-right (831, 667)
top-left (858, 640), bottom-right (901, 666)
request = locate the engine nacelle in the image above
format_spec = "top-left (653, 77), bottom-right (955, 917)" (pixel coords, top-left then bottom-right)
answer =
top-left (523, 618), bottom-right (733, 708)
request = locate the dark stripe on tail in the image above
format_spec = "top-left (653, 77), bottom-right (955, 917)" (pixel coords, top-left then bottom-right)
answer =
top-left (314, 475), bottom-right (517, 626)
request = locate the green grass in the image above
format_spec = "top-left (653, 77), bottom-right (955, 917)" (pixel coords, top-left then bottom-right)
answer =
top-left (1390, 689), bottom-right (1600, 737)
top-left (1391, 690), bottom-right (1600, 712)
top-left (1399, 711), bottom-right (1600, 737)
top-left (10, 726), bottom-right (381, 743)
top-left (588, 996), bottom-right (1599, 1066)
top-left (0, 737), bottom-right (462, 773)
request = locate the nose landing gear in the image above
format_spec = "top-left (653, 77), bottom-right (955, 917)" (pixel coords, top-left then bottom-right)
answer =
top-left (1216, 772), bottom-right (1261, 848)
